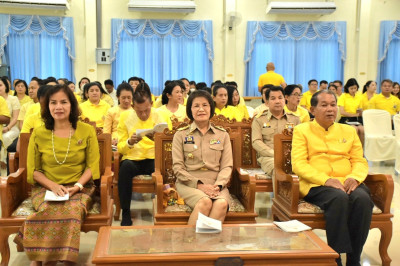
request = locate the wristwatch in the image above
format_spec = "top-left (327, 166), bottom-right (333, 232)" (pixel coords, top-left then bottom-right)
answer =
top-left (74, 182), bottom-right (84, 191)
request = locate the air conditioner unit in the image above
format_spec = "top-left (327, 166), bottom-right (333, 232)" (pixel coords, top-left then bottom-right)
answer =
top-left (0, 0), bottom-right (69, 10)
top-left (128, 0), bottom-right (196, 13)
top-left (266, 1), bottom-right (336, 14)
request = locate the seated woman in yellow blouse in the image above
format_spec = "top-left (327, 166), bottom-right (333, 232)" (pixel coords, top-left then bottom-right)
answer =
top-left (104, 82), bottom-right (133, 146)
top-left (338, 78), bottom-right (364, 145)
top-left (80, 82), bottom-right (111, 128)
top-left (13, 79), bottom-right (31, 106)
top-left (360, 80), bottom-right (377, 110)
top-left (212, 84), bottom-right (241, 121)
top-left (226, 85), bottom-right (249, 121)
top-left (283, 84), bottom-right (310, 123)
top-left (14, 84), bottom-right (100, 265)
top-left (157, 80), bottom-right (187, 128)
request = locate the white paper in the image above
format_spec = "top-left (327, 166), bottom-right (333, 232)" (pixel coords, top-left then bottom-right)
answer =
top-left (44, 190), bottom-right (69, 201)
top-left (273, 220), bottom-right (311, 232)
top-left (136, 123), bottom-right (169, 137)
top-left (346, 121), bottom-right (361, 126)
top-left (195, 212), bottom-right (222, 233)
top-left (240, 168), bottom-right (266, 177)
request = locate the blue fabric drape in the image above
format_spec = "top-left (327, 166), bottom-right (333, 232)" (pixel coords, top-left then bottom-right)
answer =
top-left (111, 19), bottom-right (213, 95)
top-left (0, 14), bottom-right (75, 83)
top-left (377, 21), bottom-right (400, 88)
top-left (244, 21), bottom-right (346, 96)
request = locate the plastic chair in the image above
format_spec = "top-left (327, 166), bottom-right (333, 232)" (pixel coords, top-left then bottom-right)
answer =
top-left (393, 114), bottom-right (400, 173)
top-left (362, 109), bottom-right (396, 161)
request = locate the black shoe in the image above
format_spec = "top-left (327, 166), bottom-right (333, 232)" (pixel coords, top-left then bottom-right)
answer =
top-left (121, 209), bottom-right (132, 226)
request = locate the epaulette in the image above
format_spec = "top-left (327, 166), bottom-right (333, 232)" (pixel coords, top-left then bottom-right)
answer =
top-left (214, 125), bottom-right (226, 132)
top-left (287, 112), bottom-right (300, 117)
top-left (255, 109), bottom-right (269, 118)
top-left (177, 125), bottom-right (190, 131)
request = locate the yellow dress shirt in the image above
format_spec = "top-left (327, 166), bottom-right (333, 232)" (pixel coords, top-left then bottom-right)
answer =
top-left (337, 93), bottom-right (362, 115)
top-left (214, 106), bottom-right (241, 121)
top-left (102, 94), bottom-right (114, 107)
top-left (292, 120), bottom-right (368, 197)
top-left (299, 90), bottom-right (315, 111)
top-left (27, 121), bottom-right (100, 184)
top-left (257, 71), bottom-right (285, 87)
top-left (117, 108), bottom-right (167, 161)
top-left (284, 105), bottom-right (310, 123)
top-left (0, 96), bottom-right (11, 141)
top-left (80, 99), bottom-right (111, 128)
top-left (368, 93), bottom-right (400, 115)
top-left (156, 104), bottom-right (187, 129)
top-left (103, 106), bottom-right (132, 140)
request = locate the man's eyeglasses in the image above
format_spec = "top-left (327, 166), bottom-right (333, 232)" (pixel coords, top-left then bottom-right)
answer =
top-left (291, 93), bottom-right (303, 97)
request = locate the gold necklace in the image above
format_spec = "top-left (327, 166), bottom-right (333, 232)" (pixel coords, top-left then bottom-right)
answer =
top-left (52, 127), bottom-right (72, 165)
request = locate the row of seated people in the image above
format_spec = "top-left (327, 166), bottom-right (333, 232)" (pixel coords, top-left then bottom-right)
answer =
top-left (0, 81), bottom-right (377, 266)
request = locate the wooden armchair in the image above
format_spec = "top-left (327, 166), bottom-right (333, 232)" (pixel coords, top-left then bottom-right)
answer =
top-left (0, 132), bottom-right (114, 265)
top-left (271, 133), bottom-right (394, 266)
top-left (210, 115), bottom-right (273, 192)
top-left (152, 122), bottom-right (257, 225)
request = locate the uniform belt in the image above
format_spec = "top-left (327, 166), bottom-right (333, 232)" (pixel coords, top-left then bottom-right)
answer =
top-left (199, 167), bottom-right (208, 171)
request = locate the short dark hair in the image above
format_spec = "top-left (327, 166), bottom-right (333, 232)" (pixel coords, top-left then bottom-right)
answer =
top-left (333, 80), bottom-right (343, 86)
top-left (37, 85), bottom-right (52, 100)
top-left (132, 84), bottom-right (152, 104)
top-left (79, 77), bottom-right (90, 88)
top-left (284, 84), bottom-right (302, 96)
top-left (198, 86), bottom-right (212, 94)
top-left (186, 90), bottom-right (215, 121)
top-left (226, 85), bottom-right (240, 106)
top-left (82, 82), bottom-right (107, 101)
top-left (31, 77), bottom-right (44, 86)
top-left (308, 79), bottom-right (318, 86)
top-left (41, 84), bottom-right (80, 130)
top-left (196, 82), bottom-right (207, 90)
top-left (116, 82), bottom-right (133, 98)
top-left (344, 78), bottom-right (359, 93)
top-left (14, 79), bottom-right (29, 96)
top-left (261, 84), bottom-right (273, 103)
top-left (189, 81), bottom-right (196, 86)
top-left (311, 90), bottom-right (337, 107)
top-left (0, 76), bottom-right (10, 93)
top-left (180, 78), bottom-right (189, 83)
top-left (381, 79), bottom-right (393, 86)
top-left (57, 78), bottom-right (69, 84)
top-left (265, 86), bottom-right (284, 100)
top-left (104, 79), bottom-right (114, 86)
top-left (328, 84), bottom-right (337, 91)
top-left (320, 80), bottom-right (328, 85)
top-left (161, 80), bottom-right (184, 105)
top-left (128, 76), bottom-right (141, 83)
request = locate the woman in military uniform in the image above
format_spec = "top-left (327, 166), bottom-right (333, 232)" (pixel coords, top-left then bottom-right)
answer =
top-left (172, 90), bottom-right (233, 225)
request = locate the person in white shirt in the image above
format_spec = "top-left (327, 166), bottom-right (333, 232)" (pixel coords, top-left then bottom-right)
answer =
top-left (104, 79), bottom-right (118, 107)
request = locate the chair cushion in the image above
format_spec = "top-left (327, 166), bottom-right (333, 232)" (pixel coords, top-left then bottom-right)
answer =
top-left (256, 174), bottom-right (271, 180)
top-left (298, 200), bottom-right (382, 214)
top-left (12, 196), bottom-right (101, 217)
top-left (164, 194), bottom-right (246, 213)
top-left (133, 175), bottom-right (153, 181)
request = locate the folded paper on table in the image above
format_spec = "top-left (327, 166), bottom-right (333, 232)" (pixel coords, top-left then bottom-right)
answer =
top-left (196, 212), bottom-right (222, 233)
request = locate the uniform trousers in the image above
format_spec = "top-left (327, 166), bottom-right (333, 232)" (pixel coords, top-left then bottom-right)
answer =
top-left (118, 159), bottom-right (154, 210)
top-left (304, 184), bottom-right (373, 265)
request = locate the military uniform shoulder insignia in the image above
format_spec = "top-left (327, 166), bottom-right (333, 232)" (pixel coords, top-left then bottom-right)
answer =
top-left (214, 125), bottom-right (226, 132)
top-left (255, 109), bottom-right (268, 118)
top-left (177, 125), bottom-right (190, 131)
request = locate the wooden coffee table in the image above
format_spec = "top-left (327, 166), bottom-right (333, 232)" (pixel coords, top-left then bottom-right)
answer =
top-left (92, 224), bottom-right (338, 265)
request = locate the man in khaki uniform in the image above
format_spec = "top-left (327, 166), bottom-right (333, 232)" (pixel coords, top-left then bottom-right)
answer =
top-left (252, 86), bottom-right (300, 184)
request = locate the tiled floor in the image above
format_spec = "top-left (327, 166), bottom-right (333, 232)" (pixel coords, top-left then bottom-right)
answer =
top-left (2, 161), bottom-right (399, 265)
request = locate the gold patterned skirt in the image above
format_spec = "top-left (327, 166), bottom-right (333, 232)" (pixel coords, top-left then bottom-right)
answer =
top-left (13, 181), bottom-right (95, 262)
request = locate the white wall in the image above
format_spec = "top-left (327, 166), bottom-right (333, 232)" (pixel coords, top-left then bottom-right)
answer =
top-left (1, 0), bottom-right (400, 94)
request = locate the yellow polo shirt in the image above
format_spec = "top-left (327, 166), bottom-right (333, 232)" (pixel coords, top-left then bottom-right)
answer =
top-left (368, 93), bottom-right (400, 115)
top-left (80, 99), bottom-right (111, 128)
top-left (299, 90), bottom-right (315, 111)
top-left (117, 108), bottom-right (166, 161)
top-left (24, 102), bottom-right (40, 118)
top-left (21, 111), bottom-right (43, 133)
top-left (284, 105), bottom-right (310, 123)
top-left (0, 97), bottom-right (11, 141)
top-left (18, 95), bottom-right (32, 106)
top-left (18, 101), bottom-right (35, 121)
top-left (292, 120), bottom-right (368, 197)
top-left (156, 104), bottom-right (186, 129)
top-left (257, 71), bottom-right (285, 87)
top-left (337, 93), bottom-right (362, 115)
top-left (103, 106), bottom-right (132, 140)
top-left (214, 105), bottom-right (241, 121)
top-left (234, 104), bottom-right (250, 121)
top-left (359, 92), bottom-right (376, 110)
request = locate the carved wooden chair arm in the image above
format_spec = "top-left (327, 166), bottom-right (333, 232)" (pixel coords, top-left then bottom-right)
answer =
top-left (112, 151), bottom-right (121, 182)
top-left (232, 168), bottom-right (256, 212)
top-left (8, 152), bottom-right (19, 174)
top-left (99, 166), bottom-right (113, 214)
top-left (152, 170), bottom-right (165, 212)
top-left (364, 173), bottom-right (394, 213)
top-left (0, 169), bottom-right (26, 217)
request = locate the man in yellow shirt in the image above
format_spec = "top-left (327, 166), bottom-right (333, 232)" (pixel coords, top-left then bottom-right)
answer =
top-left (299, 79), bottom-right (318, 112)
top-left (257, 62), bottom-right (286, 92)
top-left (292, 90), bottom-right (373, 266)
top-left (117, 87), bottom-right (167, 226)
top-left (368, 79), bottom-right (400, 115)
top-left (18, 78), bottom-right (41, 130)
top-left (333, 80), bottom-right (343, 97)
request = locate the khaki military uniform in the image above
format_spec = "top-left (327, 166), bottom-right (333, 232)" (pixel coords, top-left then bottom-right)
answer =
top-left (252, 110), bottom-right (300, 177)
top-left (172, 122), bottom-right (233, 208)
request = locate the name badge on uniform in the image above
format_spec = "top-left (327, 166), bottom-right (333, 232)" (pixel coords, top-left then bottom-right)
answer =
top-left (263, 122), bottom-right (270, 128)
top-left (210, 139), bottom-right (221, 145)
top-left (285, 123), bottom-right (294, 130)
top-left (184, 136), bottom-right (195, 144)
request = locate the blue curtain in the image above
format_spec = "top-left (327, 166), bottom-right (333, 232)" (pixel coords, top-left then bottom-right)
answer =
top-left (111, 19), bottom-right (213, 95)
top-left (0, 14), bottom-right (75, 83)
top-left (244, 21), bottom-right (346, 96)
top-left (377, 21), bottom-right (400, 89)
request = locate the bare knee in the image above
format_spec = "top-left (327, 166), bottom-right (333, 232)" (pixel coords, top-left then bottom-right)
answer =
top-left (196, 197), bottom-right (212, 213)
top-left (212, 199), bottom-right (228, 213)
